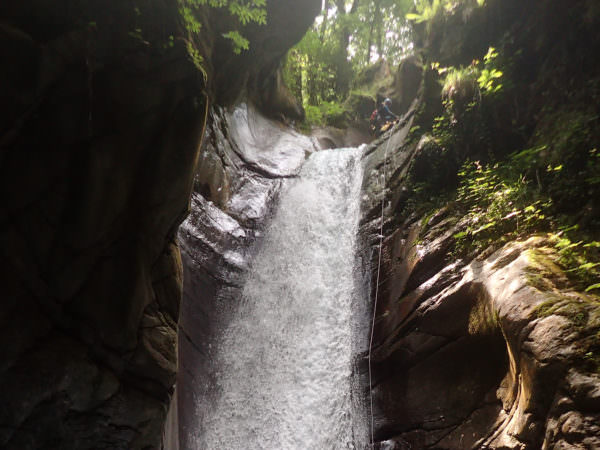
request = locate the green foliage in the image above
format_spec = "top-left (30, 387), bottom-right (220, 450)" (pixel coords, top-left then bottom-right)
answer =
top-left (477, 47), bottom-right (503, 94)
top-left (186, 41), bottom-right (206, 74)
top-left (282, 0), bottom-right (414, 121)
top-left (178, 0), bottom-right (267, 68)
top-left (302, 100), bottom-right (348, 128)
top-left (282, 29), bottom-right (339, 106)
top-left (221, 30), bottom-right (249, 54)
top-left (227, 0), bottom-right (266, 25)
top-left (549, 230), bottom-right (600, 293)
top-left (180, 4), bottom-right (202, 34)
top-left (303, 105), bottom-right (324, 126)
top-left (452, 160), bottom-right (551, 255)
top-left (406, 0), bottom-right (485, 33)
top-left (406, 0), bottom-right (445, 24)
top-left (436, 47), bottom-right (503, 108)
top-left (510, 109), bottom-right (600, 218)
top-left (448, 149), bottom-right (599, 292)
top-left (441, 65), bottom-right (479, 104)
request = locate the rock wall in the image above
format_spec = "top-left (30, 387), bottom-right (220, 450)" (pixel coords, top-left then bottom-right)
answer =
top-left (361, 106), bottom-right (600, 450)
top-left (365, 209), bottom-right (600, 448)
top-left (0, 0), bottom-right (319, 448)
top-left (361, 0), bottom-right (600, 448)
top-left (197, 0), bottom-right (321, 117)
top-left (0, 2), bottom-right (205, 448)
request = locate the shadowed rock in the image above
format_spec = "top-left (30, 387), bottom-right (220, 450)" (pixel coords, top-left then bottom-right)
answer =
top-left (0, 0), bottom-right (319, 448)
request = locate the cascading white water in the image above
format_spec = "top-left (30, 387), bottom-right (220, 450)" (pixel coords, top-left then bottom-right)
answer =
top-left (197, 146), bottom-right (368, 449)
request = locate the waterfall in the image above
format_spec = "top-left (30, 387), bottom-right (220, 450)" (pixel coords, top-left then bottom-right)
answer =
top-left (196, 146), bottom-right (368, 449)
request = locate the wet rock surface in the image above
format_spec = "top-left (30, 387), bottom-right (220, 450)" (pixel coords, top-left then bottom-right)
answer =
top-left (173, 105), bottom-right (318, 448)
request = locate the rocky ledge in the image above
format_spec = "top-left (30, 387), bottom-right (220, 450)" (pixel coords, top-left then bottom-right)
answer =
top-left (371, 228), bottom-right (600, 449)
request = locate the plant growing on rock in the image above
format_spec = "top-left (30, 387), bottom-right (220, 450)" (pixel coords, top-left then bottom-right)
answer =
top-left (451, 159), bottom-right (551, 256)
top-left (406, 0), bottom-right (486, 35)
top-left (178, 0), bottom-right (267, 72)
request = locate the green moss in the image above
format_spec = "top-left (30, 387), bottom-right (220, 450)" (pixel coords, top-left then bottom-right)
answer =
top-left (526, 272), bottom-right (555, 293)
top-left (468, 299), bottom-right (499, 336)
top-left (535, 289), bottom-right (600, 360)
top-left (406, 0), bottom-right (485, 36)
top-left (525, 248), bottom-right (569, 290)
top-left (536, 295), bottom-right (588, 326)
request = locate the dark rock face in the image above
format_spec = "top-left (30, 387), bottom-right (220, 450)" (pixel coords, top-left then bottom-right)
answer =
top-left (385, 56), bottom-right (424, 119)
top-left (0, 2), bottom-right (205, 448)
top-left (0, 0), bottom-right (319, 447)
top-left (198, 0), bottom-right (321, 116)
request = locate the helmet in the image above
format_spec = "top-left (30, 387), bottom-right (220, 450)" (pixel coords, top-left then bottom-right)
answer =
top-left (384, 98), bottom-right (392, 106)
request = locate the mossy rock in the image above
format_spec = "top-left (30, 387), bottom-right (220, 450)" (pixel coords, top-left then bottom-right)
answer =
top-left (409, 134), bottom-right (459, 190)
top-left (344, 91), bottom-right (375, 120)
top-left (525, 247), bottom-right (570, 291)
top-left (352, 59), bottom-right (393, 90)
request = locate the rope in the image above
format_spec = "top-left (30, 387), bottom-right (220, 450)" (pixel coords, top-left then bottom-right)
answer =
top-left (368, 121), bottom-right (398, 447)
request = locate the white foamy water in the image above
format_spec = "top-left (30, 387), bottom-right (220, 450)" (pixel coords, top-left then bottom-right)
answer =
top-left (197, 146), bottom-right (367, 449)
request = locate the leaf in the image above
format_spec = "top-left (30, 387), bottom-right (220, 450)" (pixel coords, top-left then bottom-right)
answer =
top-left (502, 211), bottom-right (520, 220)
top-left (585, 283), bottom-right (600, 292)
top-left (473, 222), bottom-right (496, 234)
top-left (576, 262), bottom-right (600, 270)
top-left (222, 30), bottom-right (250, 54)
top-left (405, 13), bottom-right (426, 22)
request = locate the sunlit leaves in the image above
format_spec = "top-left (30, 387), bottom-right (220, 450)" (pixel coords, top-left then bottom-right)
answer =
top-left (283, 0), bottom-right (414, 114)
top-left (222, 31), bottom-right (250, 54)
top-left (228, 0), bottom-right (267, 25)
top-left (453, 160), bottom-right (552, 254)
top-left (477, 68), bottom-right (503, 93)
top-left (179, 0), bottom-right (266, 52)
top-left (549, 232), bottom-right (600, 293)
top-left (586, 283), bottom-right (600, 293)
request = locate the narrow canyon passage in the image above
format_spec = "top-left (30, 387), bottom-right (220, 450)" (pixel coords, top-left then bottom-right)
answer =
top-left (194, 146), bottom-right (368, 449)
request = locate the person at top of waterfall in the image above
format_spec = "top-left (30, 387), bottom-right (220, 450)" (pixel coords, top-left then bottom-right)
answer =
top-left (370, 98), bottom-right (399, 135)
top-left (379, 98), bottom-right (398, 123)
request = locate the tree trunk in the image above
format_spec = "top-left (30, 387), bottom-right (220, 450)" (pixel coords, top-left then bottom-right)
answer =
top-left (366, 2), bottom-right (375, 64)
top-left (333, 0), bottom-right (360, 97)
top-left (375, 0), bottom-right (383, 59)
top-left (319, 0), bottom-right (330, 42)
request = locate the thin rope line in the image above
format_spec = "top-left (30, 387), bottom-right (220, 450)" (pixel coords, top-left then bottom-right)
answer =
top-left (368, 122), bottom-right (398, 447)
